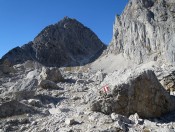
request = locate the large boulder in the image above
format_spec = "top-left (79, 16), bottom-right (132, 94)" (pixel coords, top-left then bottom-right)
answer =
top-left (94, 71), bottom-right (106, 83)
top-left (40, 67), bottom-right (64, 83)
top-left (0, 100), bottom-right (38, 118)
top-left (90, 70), bottom-right (175, 118)
top-left (9, 79), bottom-right (38, 101)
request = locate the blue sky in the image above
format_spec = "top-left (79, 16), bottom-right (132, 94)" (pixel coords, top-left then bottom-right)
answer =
top-left (0, 0), bottom-right (128, 58)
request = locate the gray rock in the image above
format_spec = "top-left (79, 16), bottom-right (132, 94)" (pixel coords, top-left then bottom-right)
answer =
top-left (160, 71), bottom-right (175, 92)
top-left (75, 79), bottom-right (87, 85)
top-left (26, 69), bottom-right (38, 79)
top-left (0, 64), bottom-right (15, 75)
top-left (11, 79), bottom-right (38, 101)
top-left (42, 109), bottom-right (50, 115)
top-left (2, 78), bottom-right (39, 101)
top-left (157, 128), bottom-right (175, 132)
top-left (28, 99), bottom-right (42, 107)
top-left (113, 120), bottom-right (127, 132)
top-left (95, 71), bottom-right (106, 83)
top-left (40, 80), bottom-right (59, 89)
top-left (23, 60), bottom-right (39, 70)
top-left (129, 113), bottom-right (143, 125)
top-left (31, 121), bottom-right (37, 125)
top-left (40, 67), bottom-right (64, 83)
top-left (19, 118), bottom-right (30, 124)
top-left (111, 113), bottom-right (131, 124)
top-left (0, 100), bottom-right (38, 118)
top-left (65, 118), bottom-right (75, 125)
top-left (88, 112), bottom-right (113, 125)
top-left (48, 108), bottom-right (61, 115)
top-left (90, 70), bottom-right (175, 118)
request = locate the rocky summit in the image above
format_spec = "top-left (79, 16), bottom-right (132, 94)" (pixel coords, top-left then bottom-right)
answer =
top-left (90, 70), bottom-right (175, 118)
top-left (1, 0), bottom-right (175, 132)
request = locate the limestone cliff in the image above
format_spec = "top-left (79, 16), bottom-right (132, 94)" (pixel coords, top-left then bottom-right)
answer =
top-left (107, 0), bottom-right (175, 65)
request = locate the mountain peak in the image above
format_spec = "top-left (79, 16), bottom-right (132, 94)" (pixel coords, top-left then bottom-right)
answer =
top-left (1, 17), bottom-right (106, 67)
top-left (61, 16), bottom-right (75, 21)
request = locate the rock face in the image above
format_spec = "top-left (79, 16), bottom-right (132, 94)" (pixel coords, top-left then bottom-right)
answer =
top-left (39, 67), bottom-right (64, 83)
top-left (0, 64), bottom-right (15, 75)
top-left (90, 70), bottom-right (175, 118)
top-left (160, 71), bottom-right (175, 92)
top-left (0, 17), bottom-right (106, 67)
top-left (10, 79), bottom-right (38, 101)
top-left (0, 100), bottom-right (38, 118)
top-left (107, 0), bottom-right (175, 65)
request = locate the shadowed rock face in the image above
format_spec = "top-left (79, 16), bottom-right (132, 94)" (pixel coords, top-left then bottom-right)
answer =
top-left (0, 17), bottom-right (106, 67)
top-left (90, 70), bottom-right (175, 118)
top-left (0, 42), bottom-right (35, 65)
top-left (107, 0), bottom-right (175, 64)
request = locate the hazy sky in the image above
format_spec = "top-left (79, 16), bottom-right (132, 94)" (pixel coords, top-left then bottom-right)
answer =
top-left (0, 0), bottom-right (128, 58)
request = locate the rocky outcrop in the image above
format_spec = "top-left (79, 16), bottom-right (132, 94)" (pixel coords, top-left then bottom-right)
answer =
top-left (0, 100), bottom-right (38, 118)
top-left (40, 80), bottom-right (59, 89)
top-left (90, 70), bottom-right (175, 118)
top-left (160, 70), bottom-right (175, 92)
top-left (0, 17), bottom-right (106, 67)
top-left (39, 67), bottom-right (64, 83)
top-left (107, 0), bottom-right (175, 65)
top-left (39, 67), bottom-right (63, 89)
top-left (10, 79), bottom-right (38, 101)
